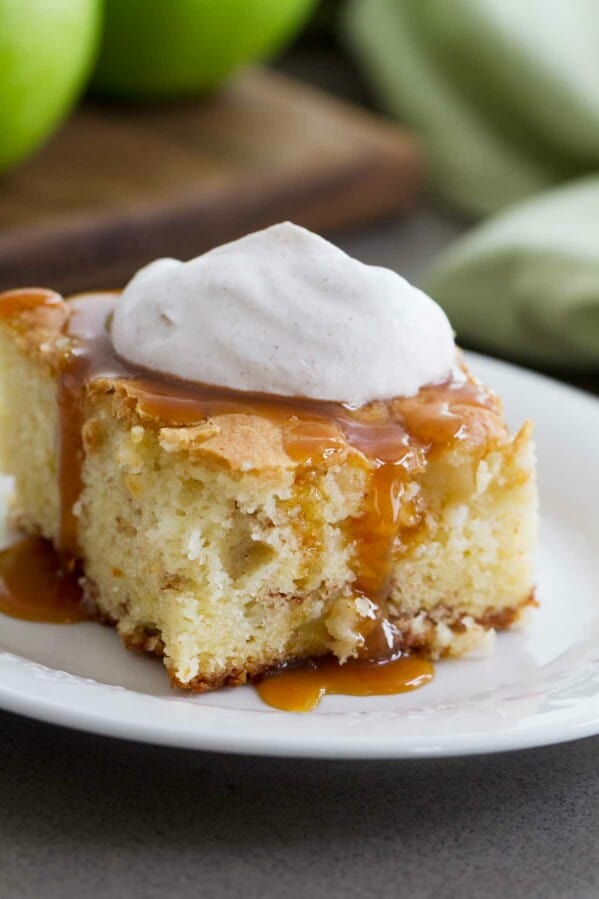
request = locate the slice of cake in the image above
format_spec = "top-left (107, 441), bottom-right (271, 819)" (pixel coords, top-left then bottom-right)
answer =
top-left (0, 224), bottom-right (537, 691)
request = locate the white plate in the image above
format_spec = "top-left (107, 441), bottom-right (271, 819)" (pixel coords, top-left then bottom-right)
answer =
top-left (1, 352), bottom-right (598, 758)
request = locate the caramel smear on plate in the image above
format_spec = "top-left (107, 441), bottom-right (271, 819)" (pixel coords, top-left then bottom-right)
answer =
top-left (256, 655), bottom-right (434, 712)
top-left (0, 536), bottom-right (88, 623)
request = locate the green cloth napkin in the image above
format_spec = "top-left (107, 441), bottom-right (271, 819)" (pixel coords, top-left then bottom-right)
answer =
top-left (342, 0), bottom-right (599, 216)
top-left (424, 176), bottom-right (599, 367)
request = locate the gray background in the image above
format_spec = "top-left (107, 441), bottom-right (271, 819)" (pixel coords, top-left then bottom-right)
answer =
top-left (2, 47), bottom-right (598, 899)
top-left (2, 710), bottom-right (599, 899)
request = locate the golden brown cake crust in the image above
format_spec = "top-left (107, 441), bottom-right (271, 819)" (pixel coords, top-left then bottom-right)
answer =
top-left (115, 591), bottom-right (537, 693)
top-left (0, 297), bottom-right (70, 374)
top-left (84, 372), bottom-right (510, 475)
top-left (85, 568), bottom-right (537, 693)
top-left (159, 416), bottom-right (297, 472)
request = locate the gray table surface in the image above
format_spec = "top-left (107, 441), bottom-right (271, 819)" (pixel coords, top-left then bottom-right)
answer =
top-left (2, 48), bottom-right (599, 899)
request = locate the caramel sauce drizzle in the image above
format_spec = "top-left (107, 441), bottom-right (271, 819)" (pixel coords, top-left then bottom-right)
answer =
top-left (0, 288), bottom-right (500, 705)
top-left (256, 655), bottom-right (434, 712)
top-left (0, 536), bottom-right (87, 623)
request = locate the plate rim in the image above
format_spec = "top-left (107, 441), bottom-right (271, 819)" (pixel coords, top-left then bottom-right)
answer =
top-left (1, 654), bottom-right (599, 759)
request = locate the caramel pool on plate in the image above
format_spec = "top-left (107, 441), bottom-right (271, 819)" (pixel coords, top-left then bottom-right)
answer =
top-left (256, 655), bottom-right (434, 712)
top-left (0, 536), bottom-right (88, 624)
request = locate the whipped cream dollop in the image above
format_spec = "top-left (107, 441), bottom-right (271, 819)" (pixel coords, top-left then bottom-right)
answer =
top-left (112, 222), bottom-right (455, 406)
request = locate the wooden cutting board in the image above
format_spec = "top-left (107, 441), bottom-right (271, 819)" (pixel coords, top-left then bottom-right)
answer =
top-left (0, 67), bottom-right (422, 294)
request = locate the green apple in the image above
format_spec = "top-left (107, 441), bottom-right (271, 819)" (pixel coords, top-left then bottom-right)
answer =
top-left (91, 0), bottom-right (319, 98)
top-left (0, 0), bottom-right (101, 174)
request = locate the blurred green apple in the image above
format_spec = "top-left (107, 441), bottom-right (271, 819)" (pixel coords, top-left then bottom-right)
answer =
top-left (91, 0), bottom-right (319, 98)
top-left (0, 0), bottom-right (101, 173)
